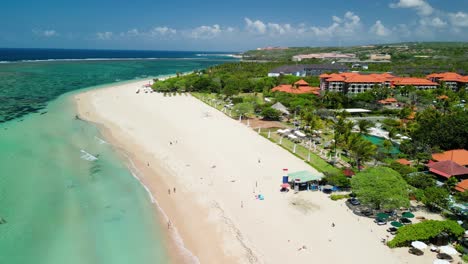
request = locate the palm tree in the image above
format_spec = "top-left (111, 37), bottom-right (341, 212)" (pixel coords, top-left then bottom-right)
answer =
top-left (357, 119), bottom-right (373, 135)
top-left (346, 134), bottom-right (377, 171)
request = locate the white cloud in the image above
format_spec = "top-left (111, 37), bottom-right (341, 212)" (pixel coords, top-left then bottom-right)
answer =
top-left (189, 24), bottom-right (222, 39)
top-left (449, 12), bottom-right (468, 27)
top-left (390, 0), bottom-right (434, 16)
top-left (96, 31), bottom-right (113, 40)
top-left (370, 20), bottom-right (392, 36)
top-left (420, 17), bottom-right (447, 28)
top-left (309, 11), bottom-right (362, 39)
top-left (150, 26), bottom-right (177, 35)
top-left (33, 29), bottom-right (58, 37)
top-left (244, 18), bottom-right (267, 34)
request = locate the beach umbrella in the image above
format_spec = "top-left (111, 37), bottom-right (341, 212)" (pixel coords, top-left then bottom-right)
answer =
top-left (402, 212), bottom-right (415, 218)
top-left (411, 241), bottom-right (428, 250)
top-left (391, 221), bottom-right (403, 228)
top-left (433, 260), bottom-right (450, 264)
top-left (280, 183), bottom-right (290, 188)
top-left (377, 213), bottom-right (390, 220)
top-left (439, 246), bottom-right (458, 255)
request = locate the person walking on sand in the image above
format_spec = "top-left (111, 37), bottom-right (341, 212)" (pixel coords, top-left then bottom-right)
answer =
top-left (168, 189), bottom-right (171, 195)
top-left (173, 187), bottom-right (176, 193)
top-left (332, 222), bottom-right (335, 227)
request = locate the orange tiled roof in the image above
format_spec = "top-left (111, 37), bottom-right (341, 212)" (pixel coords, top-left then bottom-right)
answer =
top-left (295, 79), bottom-right (309, 86)
top-left (344, 74), bottom-right (389, 83)
top-left (455, 179), bottom-right (468, 192)
top-left (392, 77), bottom-right (438, 86)
top-left (427, 72), bottom-right (464, 82)
top-left (319, 73), bottom-right (331, 78)
top-left (396, 158), bottom-right (412, 166)
top-left (378, 98), bottom-right (398, 104)
top-left (272, 84), bottom-right (320, 95)
top-left (432, 149), bottom-right (468, 166)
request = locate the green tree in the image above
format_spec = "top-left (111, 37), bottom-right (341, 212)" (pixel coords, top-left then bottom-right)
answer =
top-left (351, 167), bottom-right (410, 210)
top-left (232, 102), bottom-right (254, 118)
top-left (422, 187), bottom-right (449, 210)
top-left (405, 173), bottom-right (436, 189)
top-left (260, 107), bottom-right (281, 121)
top-left (357, 119), bottom-right (373, 135)
top-left (445, 177), bottom-right (459, 191)
top-left (346, 133), bottom-right (377, 170)
top-left (326, 173), bottom-right (351, 188)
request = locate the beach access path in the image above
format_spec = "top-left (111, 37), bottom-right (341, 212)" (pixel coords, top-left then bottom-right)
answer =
top-left (76, 80), bottom-right (418, 264)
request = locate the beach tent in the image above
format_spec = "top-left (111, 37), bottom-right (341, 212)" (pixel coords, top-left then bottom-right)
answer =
top-left (402, 212), bottom-right (415, 218)
top-left (294, 131), bottom-right (306, 138)
top-left (288, 170), bottom-right (323, 191)
top-left (439, 246), bottom-right (458, 255)
top-left (271, 102), bottom-right (290, 115)
top-left (411, 241), bottom-right (428, 250)
top-left (391, 221), bottom-right (403, 228)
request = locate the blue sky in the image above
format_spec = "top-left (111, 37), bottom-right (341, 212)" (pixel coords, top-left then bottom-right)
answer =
top-left (1, 0), bottom-right (467, 51)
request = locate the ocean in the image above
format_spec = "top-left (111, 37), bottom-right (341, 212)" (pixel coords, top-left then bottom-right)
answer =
top-left (0, 49), bottom-right (235, 264)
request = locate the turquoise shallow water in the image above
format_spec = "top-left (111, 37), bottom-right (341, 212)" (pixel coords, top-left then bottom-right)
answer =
top-left (0, 58), bottom-right (229, 263)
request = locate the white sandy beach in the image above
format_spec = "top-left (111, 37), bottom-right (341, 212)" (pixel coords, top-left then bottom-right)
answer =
top-left (75, 79), bottom-right (446, 264)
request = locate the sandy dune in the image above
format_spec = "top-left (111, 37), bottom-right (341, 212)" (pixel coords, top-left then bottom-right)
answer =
top-left (76, 80), bottom-right (430, 264)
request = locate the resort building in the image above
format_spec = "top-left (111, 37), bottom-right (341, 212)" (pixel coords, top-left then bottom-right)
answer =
top-left (455, 180), bottom-right (468, 192)
top-left (427, 160), bottom-right (468, 180)
top-left (426, 72), bottom-right (468, 91)
top-left (268, 64), bottom-right (348, 77)
top-left (292, 53), bottom-right (356, 62)
top-left (319, 72), bottom-right (439, 94)
top-left (271, 80), bottom-right (320, 95)
top-left (370, 54), bottom-right (392, 61)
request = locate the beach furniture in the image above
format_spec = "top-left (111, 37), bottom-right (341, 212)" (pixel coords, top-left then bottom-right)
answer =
top-left (411, 241), bottom-right (428, 250)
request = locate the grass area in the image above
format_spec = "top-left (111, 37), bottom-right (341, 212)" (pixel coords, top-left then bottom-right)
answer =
top-left (259, 130), bottom-right (341, 175)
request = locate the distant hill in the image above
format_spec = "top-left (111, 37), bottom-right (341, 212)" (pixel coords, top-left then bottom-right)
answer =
top-left (242, 42), bottom-right (468, 75)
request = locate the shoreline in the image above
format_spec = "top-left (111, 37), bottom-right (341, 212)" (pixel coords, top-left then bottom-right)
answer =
top-left (74, 77), bottom-right (439, 264)
top-left (74, 78), bottom-right (231, 264)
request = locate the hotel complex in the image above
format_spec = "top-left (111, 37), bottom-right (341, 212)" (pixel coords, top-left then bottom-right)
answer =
top-left (319, 72), bottom-right (468, 94)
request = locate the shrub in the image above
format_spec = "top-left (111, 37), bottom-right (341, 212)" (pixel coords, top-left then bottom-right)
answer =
top-left (388, 220), bottom-right (464, 248)
top-left (330, 194), bottom-right (350, 201)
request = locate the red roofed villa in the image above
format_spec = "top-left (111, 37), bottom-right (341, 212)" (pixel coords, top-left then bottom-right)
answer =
top-left (427, 160), bottom-right (468, 179)
top-left (432, 149), bottom-right (468, 166)
top-left (272, 80), bottom-right (320, 95)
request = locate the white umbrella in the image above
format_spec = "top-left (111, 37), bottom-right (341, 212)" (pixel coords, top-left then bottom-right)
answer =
top-left (433, 259), bottom-right (450, 264)
top-left (411, 241), bottom-right (428, 250)
top-left (439, 245), bottom-right (458, 255)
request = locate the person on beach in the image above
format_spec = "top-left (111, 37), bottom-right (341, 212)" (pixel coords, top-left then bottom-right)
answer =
top-left (173, 187), bottom-right (176, 193)
top-left (332, 223), bottom-right (335, 227)
top-left (168, 189), bottom-right (171, 195)
top-left (241, 201), bottom-right (243, 208)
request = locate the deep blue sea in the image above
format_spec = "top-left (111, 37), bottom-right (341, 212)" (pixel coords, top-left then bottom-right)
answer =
top-left (0, 49), bottom-right (235, 264)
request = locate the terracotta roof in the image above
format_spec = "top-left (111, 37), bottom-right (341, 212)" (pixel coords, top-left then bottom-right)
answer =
top-left (392, 77), bottom-right (438, 86)
top-left (432, 149), bottom-right (468, 166)
top-left (295, 79), bottom-right (309, 86)
top-left (272, 84), bottom-right (320, 95)
top-left (427, 160), bottom-right (468, 178)
top-left (455, 179), bottom-right (468, 192)
top-left (396, 158), bottom-right (411, 166)
top-left (427, 72), bottom-right (464, 82)
top-left (378, 98), bottom-right (398, 105)
top-left (344, 74), bottom-right (389, 83)
top-left (319, 73), bottom-right (330, 78)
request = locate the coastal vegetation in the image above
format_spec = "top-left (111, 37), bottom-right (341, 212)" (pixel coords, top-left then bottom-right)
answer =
top-left (351, 167), bottom-right (409, 210)
top-left (388, 220), bottom-right (464, 248)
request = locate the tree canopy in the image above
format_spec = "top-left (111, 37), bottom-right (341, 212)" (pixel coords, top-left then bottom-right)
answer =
top-left (351, 167), bottom-right (410, 210)
top-left (388, 220), bottom-right (464, 248)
